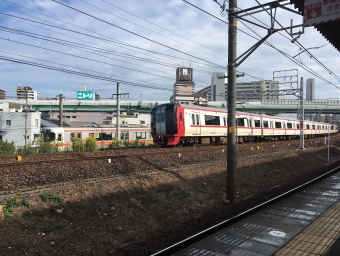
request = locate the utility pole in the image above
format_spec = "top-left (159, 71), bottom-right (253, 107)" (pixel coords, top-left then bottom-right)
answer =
top-left (299, 77), bottom-right (304, 149)
top-left (59, 94), bottom-right (63, 127)
top-left (112, 83), bottom-right (129, 140)
top-left (227, 0), bottom-right (237, 204)
top-left (24, 88), bottom-right (28, 147)
top-left (116, 83), bottom-right (120, 140)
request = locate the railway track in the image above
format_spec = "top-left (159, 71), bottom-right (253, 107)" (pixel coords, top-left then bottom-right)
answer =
top-left (0, 134), bottom-right (334, 167)
top-left (0, 160), bottom-right (225, 200)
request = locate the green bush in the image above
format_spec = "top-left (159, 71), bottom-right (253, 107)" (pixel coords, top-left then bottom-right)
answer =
top-left (84, 136), bottom-right (97, 152)
top-left (122, 139), bottom-right (130, 149)
top-left (71, 135), bottom-right (84, 152)
top-left (0, 140), bottom-right (16, 156)
top-left (1, 198), bottom-right (31, 217)
top-left (16, 143), bottom-right (38, 156)
top-left (108, 137), bottom-right (121, 150)
top-left (38, 137), bottom-right (60, 154)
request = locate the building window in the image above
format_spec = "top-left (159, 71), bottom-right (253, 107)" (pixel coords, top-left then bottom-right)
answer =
top-left (34, 134), bottom-right (40, 139)
top-left (6, 120), bottom-right (11, 125)
top-left (35, 119), bottom-right (39, 127)
top-left (140, 121), bottom-right (145, 124)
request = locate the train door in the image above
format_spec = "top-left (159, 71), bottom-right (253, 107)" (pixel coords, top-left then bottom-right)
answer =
top-left (192, 112), bottom-right (201, 135)
top-left (177, 110), bottom-right (185, 135)
top-left (250, 116), bottom-right (254, 136)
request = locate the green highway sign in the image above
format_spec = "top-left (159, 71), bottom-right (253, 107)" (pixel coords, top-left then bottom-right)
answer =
top-left (77, 91), bottom-right (95, 101)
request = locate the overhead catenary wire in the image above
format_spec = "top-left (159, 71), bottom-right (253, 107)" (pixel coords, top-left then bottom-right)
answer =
top-left (1, 2), bottom-right (273, 86)
top-left (0, 51), bottom-right (174, 91)
top-left (183, 0), bottom-right (340, 88)
top-left (0, 11), bottom-right (222, 70)
top-left (51, 0), bottom-right (228, 70)
top-left (1, 0), bottom-right (227, 70)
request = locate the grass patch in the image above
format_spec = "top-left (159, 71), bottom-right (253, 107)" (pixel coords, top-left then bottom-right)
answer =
top-left (43, 223), bottom-right (65, 233)
top-left (166, 187), bottom-right (191, 199)
top-left (1, 198), bottom-right (31, 217)
top-left (40, 193), bottom-right (64, 203)
top-left (135, 188), bottom-right (153, 201)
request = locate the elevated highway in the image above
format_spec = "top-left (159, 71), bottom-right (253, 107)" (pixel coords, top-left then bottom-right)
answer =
top-left (5, 99), bottom-right (340, 116)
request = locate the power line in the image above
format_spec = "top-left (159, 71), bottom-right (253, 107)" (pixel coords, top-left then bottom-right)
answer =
top-left (51, 0), bottom-right (227, 69)
top-left (0, 10), bottom-right (224, 80)
top-left (183, 0), bottom-right (339, 88)
top-left (101, 0), bottom-right (229, 57)
top-left (80, 0), bottom-right (230, 61)
top-left (0, 52), bottom-right (174, 91)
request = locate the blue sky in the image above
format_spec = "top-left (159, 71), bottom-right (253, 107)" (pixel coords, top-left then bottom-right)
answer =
top-left (0, 0), bottom-right (339, 102)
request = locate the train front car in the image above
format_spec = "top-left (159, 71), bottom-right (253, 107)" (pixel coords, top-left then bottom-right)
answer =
top-left (151, 103), bottom-right (182, 146)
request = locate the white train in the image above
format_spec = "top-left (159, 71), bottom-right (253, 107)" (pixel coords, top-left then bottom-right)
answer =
top-left (150, 103), bottom-right (338, 146)
top-left (40, 126), bottom-right (152, 150)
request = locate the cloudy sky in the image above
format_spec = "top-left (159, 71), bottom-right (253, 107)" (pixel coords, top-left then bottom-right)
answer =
top-left (0, 0), bottom-right (339, 102)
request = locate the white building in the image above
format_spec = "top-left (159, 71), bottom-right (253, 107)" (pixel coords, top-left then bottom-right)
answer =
top-left (0, 111), bottom-right (41, 147)
top-left (234, 80), bottom-right (280, 101)
top-left (17, 86), bottom-right (38, 100)
top-left (201, 75), bottom-right (280, 102)
top-left (211, 72), bottom-right (228, 101)
top-left (306, 78), bottom-right (315, 101)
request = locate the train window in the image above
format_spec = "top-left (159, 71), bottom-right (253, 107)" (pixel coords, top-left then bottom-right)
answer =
top-left (135, 132), bottom-right (146, 139)
top-left (223, 117), bottom-right (227, 126)
top-left (57, 134), bottom-right (62, 141)
top-left (297, 124), bottom-right (299, 129)
top-left (254, 120), bottom-right (261, 128)
top-left (306, 124), bottom-right (310, 129)
top-left (205, 115), bottom-right (220, 125)
top-left (196, 114), bottom-right (200, 125)
top-left (287, 123), bottom-right (292, 129)
top-left (312, 125), bottom-right (315, 129)
top-left (192, 114), bottom-right (195, 125)
top-left (275, 122), bottom-right (282, 128)
top-left (43, 132), bottom-right (55, 141)
top-left (97, 133), bottom-right (113, 140)
top-left (121, 132), bottom-right (128, 140)
top-left (263, 120), bottom-right (269, 128)
top-left (179, 112), bottom-right (182, 121)
top-left (71, 133), bottom-right (81, 139)
top-left (236, 118), bottom-right (245, 127)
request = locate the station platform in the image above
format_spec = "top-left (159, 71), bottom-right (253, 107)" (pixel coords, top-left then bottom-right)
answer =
top-left (156, 170), bottom-right (340, 255)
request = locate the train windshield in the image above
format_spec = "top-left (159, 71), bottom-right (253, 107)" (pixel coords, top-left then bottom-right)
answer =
top-left (165, 104), bottom-right (176, 133)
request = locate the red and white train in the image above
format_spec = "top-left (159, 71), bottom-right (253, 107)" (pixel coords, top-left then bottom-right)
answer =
top-left (151, 103), bottom-right (338, 146)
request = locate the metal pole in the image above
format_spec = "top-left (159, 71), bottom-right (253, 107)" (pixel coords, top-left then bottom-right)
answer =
top-left (25, 89), bottom-right (28, 146)
top-left (328, 126), bottom-right (330, 162)
top-left (116, 83), bottom-right (120, 140)
top-left (226, 0), bottom-right (237, 203)
top-left (59, 94), bottom-right (63, 127)
top-left (299, 77), bottom-right (304, 149)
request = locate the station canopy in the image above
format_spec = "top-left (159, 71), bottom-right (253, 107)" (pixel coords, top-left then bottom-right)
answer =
top-left (290, 0), bottom-right (340, 51)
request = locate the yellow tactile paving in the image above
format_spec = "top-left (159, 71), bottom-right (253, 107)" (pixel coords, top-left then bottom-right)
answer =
top-left (276, 200), bottom-right (340, 255)
top-left (275, 247), bottom-right (319, 256)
